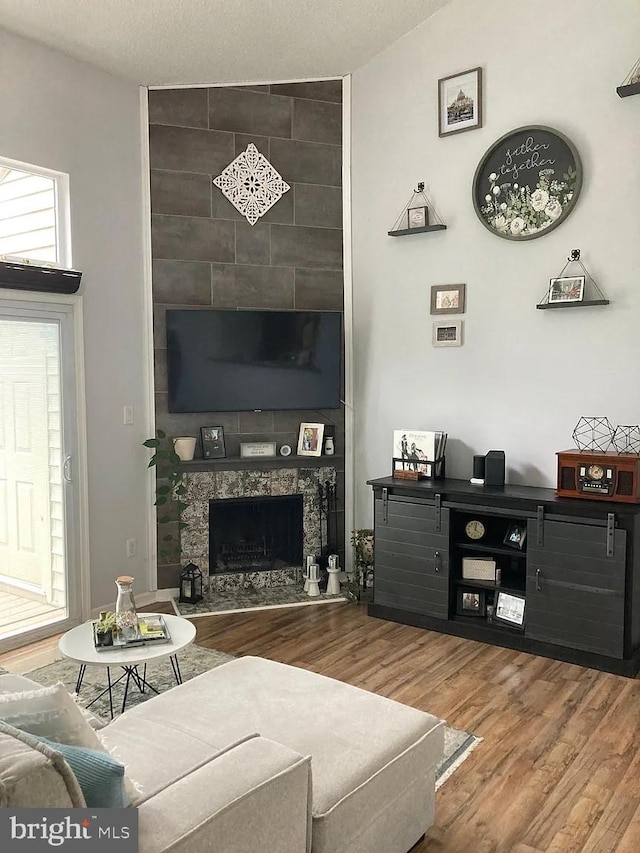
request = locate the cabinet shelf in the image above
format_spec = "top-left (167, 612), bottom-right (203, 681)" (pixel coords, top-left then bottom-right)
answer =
top-left (451, 614), bottom-right (524, 635)
top-left (455, 542), bottom-right (527, 558)
top-left (455, 578), bottom-right (526, 594)
top-left (387, 224), bottom-right (447, 237)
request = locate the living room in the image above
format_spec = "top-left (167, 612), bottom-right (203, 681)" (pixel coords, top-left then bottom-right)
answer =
top-left (1, 0), bottom-right (640, 850)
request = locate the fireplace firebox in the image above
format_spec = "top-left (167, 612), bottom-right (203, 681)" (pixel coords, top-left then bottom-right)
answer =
top-left (209, 495), bottom-right (303, 574)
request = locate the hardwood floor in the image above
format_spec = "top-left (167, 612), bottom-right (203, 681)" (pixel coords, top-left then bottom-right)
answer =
top-left (3, 599), bottom-right (640, 851)
top-left (192, 601), bottom-right (640, 853)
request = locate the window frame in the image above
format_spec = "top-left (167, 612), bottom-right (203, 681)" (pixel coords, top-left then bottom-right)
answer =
top-left (0, 154), bottom-right (72, 269)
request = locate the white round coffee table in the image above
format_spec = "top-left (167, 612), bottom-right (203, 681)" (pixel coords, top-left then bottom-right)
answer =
top-left (59, 613), bottom-right (196, 718)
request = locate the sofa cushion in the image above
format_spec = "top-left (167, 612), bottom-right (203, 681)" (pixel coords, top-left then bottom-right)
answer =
top-left (104, 656), bottom-right (443, 814)
top-left (38, 737), bottom-right (129, 808)
top-left (0, 720), bottom-right (85, 808)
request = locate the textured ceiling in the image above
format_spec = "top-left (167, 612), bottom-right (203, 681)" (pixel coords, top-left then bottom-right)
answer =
top-left (0, 0), bottom-right (449, 86)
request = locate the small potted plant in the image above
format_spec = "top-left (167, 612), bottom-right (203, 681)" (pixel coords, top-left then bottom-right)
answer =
top-left (94, 610), bottom-right (117, 647)
top-left (345, 529), bottom-right (374, 602)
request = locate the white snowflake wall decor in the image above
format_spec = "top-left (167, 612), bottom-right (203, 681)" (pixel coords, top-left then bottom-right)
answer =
top-left (212, 143), bottom-right (290, 226)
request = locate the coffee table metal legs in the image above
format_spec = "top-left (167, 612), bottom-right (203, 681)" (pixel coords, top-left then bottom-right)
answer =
top-left (75, 656), bottom-right (183, 719)
top-left (170, 654), bottom-right (183, 685)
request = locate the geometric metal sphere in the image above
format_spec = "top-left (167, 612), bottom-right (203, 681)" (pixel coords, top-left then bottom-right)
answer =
top-left (572, 416), bottom-right (614, 452)
top-left (612, 425), bottom-right (640, 455)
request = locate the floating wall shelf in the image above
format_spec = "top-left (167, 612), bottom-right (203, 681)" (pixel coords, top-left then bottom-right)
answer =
top-left (388, 182), bottom-right (447, 237)
top-left (617, 58), bottom-right (640, 97)
top-left (536, 249), bottom-right (609, 310)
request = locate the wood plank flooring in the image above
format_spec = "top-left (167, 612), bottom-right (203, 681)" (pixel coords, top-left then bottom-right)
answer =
top-left (3, 599), bottom-right (640, 851)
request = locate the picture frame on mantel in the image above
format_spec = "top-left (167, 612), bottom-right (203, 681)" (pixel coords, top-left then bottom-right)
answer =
top-left (438, 67), bottom-right (483, 137)
top-left (297, 423), bottom-right (325, 457)
top-left (201, 426), bottom-right (226, 459)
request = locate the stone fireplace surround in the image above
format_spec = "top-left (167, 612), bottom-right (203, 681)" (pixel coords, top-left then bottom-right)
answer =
top-left (181, 465), bottom-right (337, 591)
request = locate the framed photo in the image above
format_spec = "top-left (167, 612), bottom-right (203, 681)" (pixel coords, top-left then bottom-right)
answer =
top-left (495, 591), bottom-right (526, 628)
top-left (456, 588), bottom-right (486, 617)
top-left (297, 422), bottom-right (325, 457)
top-left (548, 276), bottom-right (585, 304)
top-left (431, 284), bottom-right (466, 315)
top-left (472, 125), bottom-right (582, 241)
top-left (200, 425), bottom-right (226, 459)
top-left (407, 206), bottom-right (428, 229)
top-left (432, 319), bottom-right (463, 347)
top-left (503, 523), bottom-right (527, 550)
top-left (438, 67), bottom-right (482, 137)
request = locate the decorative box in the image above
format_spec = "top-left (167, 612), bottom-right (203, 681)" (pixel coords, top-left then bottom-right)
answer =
top-left (462, 557), bottom-right (497, 582)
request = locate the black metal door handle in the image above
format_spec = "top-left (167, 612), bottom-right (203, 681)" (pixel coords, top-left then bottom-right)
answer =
top-left (434, 550), bottom-right (440, 572)
top-left (536, 568), bottom-right (542, 591)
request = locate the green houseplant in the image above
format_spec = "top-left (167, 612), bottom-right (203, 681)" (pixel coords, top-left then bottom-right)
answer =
top-left (143, 429), bottom-right (189, 564)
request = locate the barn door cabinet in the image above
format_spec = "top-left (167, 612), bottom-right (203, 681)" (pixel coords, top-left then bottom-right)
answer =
top-left (368, 477), bottom-right (640, 676)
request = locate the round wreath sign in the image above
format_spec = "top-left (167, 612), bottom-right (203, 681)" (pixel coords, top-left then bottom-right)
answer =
top-left (472, 125), bottom-right (582, 241)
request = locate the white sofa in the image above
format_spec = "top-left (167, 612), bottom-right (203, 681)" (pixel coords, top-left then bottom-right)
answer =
top-left (0, 656), bottom-right (444, 853)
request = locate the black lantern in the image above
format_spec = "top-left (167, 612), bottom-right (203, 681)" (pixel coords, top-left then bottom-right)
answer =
top-left (179, 563), bottom-right (203, 603)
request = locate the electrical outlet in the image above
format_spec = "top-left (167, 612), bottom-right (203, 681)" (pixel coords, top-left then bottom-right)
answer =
top-left (123, 406), bottom-right (134, 425)
top-left (126, 538), bottom-right (137, 558)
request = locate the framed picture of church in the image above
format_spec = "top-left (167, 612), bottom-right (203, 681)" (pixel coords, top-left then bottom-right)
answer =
top-left (438, 67), bottom-right (482, 137)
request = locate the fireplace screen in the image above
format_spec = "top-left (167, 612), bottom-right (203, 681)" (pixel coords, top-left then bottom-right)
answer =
top-left (209, 495), bottom-right (303, 573)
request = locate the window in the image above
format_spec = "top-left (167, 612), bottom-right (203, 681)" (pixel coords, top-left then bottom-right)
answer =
top-left (0, 157), bottom-right (70, 267)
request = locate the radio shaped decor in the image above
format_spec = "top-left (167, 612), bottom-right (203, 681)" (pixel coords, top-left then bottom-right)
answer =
top-left (556, 450), bottom-right (640, 504)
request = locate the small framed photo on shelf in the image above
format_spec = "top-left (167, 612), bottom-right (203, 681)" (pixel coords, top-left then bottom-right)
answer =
top-left (200, 425), bottom-right (226, 459)
top-left (503, 523), bottom-right (527, 550)
top-left (407, 206), bottom-right (428, 229)
top-left (430, 283), bottom-right (466, 315)
top-left (548, 276), bottom-right (585, 304)
top-left (297, 422), bottom-right (325, 457)
top-left (438, 67), bottom-right (483, 137)
top-left (457, 588), bottom-right (486, 617)
top-left (432, 319), bottom-right (463, 347)
top-left (494, 590), bottom-right (526, 628)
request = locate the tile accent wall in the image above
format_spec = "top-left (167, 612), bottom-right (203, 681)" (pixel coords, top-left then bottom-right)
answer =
top-left (148, 81), bottom-right (345, 588)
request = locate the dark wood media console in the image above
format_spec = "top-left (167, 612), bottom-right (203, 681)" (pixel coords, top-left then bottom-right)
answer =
top-left (367, 477), bottom-right (640, 676)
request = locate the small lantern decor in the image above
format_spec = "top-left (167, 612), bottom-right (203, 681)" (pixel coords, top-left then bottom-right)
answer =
top-left (179, 563), bottom-right (203, 603)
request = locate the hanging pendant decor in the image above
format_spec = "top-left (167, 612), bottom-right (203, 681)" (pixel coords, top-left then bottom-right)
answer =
top-left (213, 143), bottom-right (290, 226)
top-left (472, 126), bottom-right (582, 241)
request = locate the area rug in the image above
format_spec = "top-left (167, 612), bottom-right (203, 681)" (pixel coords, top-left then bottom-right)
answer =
top-left (173, 584), bottom-right (346, 617)
top-left (20, 646), bottom-right (481, 787)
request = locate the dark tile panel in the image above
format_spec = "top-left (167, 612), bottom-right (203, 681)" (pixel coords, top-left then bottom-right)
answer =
top-left (294, 269), bottom-right (344, 310)
top-left (149, 125), bottom-right (234, 175)
top-left (154, 347), bottom-right (167, 394)
top-left (293, 99), bottom-right (342, 146)
top-left (148, 88), bottom-right (208, 128)
top-left (150, 170), bottom-right (211, 218)
top-left (270, 81), bottom-right (343, 103)
top-left (208, 87), bottom-right (292, 138)
top-left (157, 563), bottom-right (181, 589)
top-left (269, 138), bottom-right (341, 187)
top-left (235, 134), bottom-right (269, 158)
top-left (271, 224), bottom-right (342, 270)
top-left (236, 221), bottom-right (270, 265)
top-left (211, 183), bottom-right (294, 225)
top-left (273, 410), bottom-right (338, 432)
top-left (239, 411), bottom-right (275, 432)
top-left (152, 260), bottom-right (212, 305)
top-left (294, 184), bottom-right (342, 228)
top-left (152, 215), bottom-right (235, 262)
top-left (155, 410), bottom-right (240, 439)
top-left (212, 265), bottom-right (294, 309)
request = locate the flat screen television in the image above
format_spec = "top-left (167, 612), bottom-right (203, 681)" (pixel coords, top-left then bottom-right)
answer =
top-left (166, 309), bottom-right (342, 413)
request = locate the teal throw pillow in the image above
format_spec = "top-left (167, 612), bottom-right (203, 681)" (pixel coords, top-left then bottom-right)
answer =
top-left (38, 736), bottom-right (129, 808)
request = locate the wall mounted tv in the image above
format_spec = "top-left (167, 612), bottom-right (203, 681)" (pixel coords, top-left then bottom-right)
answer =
top-left (166, 309), bottom-right (342, 413)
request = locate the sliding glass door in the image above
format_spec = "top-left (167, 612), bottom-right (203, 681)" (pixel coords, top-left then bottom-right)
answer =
top-left (0, 301), bottom-right (82, 648)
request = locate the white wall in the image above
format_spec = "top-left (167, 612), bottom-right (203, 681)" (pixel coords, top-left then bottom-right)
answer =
top-left (0, 29), bottom-right (151, 609)
top-left (351, 0), bottom-right (640, 525)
